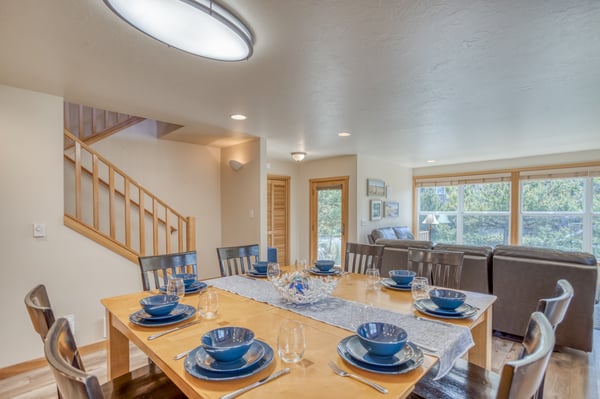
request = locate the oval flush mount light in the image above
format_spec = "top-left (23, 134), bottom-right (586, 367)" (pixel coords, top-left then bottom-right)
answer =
top-left (103, 0), bottom-right (254, 61)
top-left (291, 152), bottom-right (306, 162)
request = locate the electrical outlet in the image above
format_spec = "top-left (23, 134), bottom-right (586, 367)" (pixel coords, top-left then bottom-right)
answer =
top-left (65, 314), bottom-right (75, 335)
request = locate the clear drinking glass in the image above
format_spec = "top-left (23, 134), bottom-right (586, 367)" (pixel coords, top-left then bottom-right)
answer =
top-left (277, 319), bottom-right (306, 363)
top-left (411, 276), bottom-right (430, 302)
top-left (295, 259), bottom-right (308, 272)
top-left (166, 277), bottom-right (185, 297)
top-left (267, 262), bottom-right (281, 281)
top-left (350, 303), bottom-right (373, 330)
top-left (365, 268), bottom-right (380, 290)
top-left (197, 290), bottom-right (219, 319)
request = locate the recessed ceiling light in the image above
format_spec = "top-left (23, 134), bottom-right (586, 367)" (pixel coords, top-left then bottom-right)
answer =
top-left (338, 132), bottom-right (351, 137)
top-left (427, 160), bottom-right (436, 163)
top-left (103, 0), bottom-right (254, 62)
top-left (230, 114), bottom-right (247, 120)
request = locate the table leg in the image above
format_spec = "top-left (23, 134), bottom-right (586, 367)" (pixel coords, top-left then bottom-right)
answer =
top-left (106, 310), bottom-right (129, 379)
top-left (468, 307), bottom-right (492, 369)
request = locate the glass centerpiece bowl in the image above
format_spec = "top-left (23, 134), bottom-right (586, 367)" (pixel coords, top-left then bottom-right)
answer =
top-left (272, 271), bottom-right (338, 305)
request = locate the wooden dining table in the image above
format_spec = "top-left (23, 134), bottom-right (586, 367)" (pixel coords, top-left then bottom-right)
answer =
top-left (101, 273), bottom-right (496, 399)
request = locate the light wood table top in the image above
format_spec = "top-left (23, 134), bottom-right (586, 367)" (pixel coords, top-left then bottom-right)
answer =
top-left (101, 273), bottom-right (495, 399)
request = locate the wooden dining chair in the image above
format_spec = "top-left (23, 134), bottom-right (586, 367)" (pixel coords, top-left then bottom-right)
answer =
top-left (407, 248), bottom-right (464, 288)
top-left (24, 284), bottom-right (56, 342)
top-left (409, 311), bottom-right (555, 399)
top-left (344, 242), bottom-right (385, 274)
top-left (216, 244), bottom-right (259, 276)
top-left (45, 318), bottom-right (186, 399)
top-left (138, 250), bottom-right (197, 291)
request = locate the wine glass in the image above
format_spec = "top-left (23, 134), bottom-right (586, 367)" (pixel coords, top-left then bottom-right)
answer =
top-left (166, 277), bottom-right (185, 297)
top-left (267, 262), bottom-right (281, 281)
top-left (277, 319), bottom-right (306, 363)
top-left (411, 276), bottom-right (430, 303)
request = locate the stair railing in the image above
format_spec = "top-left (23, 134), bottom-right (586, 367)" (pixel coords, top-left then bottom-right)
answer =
top-left (63, 130), bottom-right (195, 263)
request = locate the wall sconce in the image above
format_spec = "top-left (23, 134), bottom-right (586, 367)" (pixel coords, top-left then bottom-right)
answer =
top-left (291, 152), bottom-right (306, 162)
top-left (228, 160), bottom-right (244, 171)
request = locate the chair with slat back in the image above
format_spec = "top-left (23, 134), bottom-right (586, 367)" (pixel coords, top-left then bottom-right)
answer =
top-left (344, 243), bottom-right (385, 274)
top-left (45, 318), bottom-right (186, 399)
top-left (24, 284), bottom-right (56, 342)
top-left (407, 248), bottom-right (434, 282)
top-left (216, 244), bottom-right (260, 276)
top-left (409, 311), bottom-right (555, 399)
top-left (138, 250), bottom-right (197, 291)
top-left (533, 279), bottom-right (574, 399)
top-left (430, 249), bottom-right (464, 289)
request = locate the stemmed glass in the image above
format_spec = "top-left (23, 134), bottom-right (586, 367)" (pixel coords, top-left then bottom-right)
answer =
top-left (166, 277), bottom-right (185, 297)
top-left (267, 262), bottom-right (281, 281)
top-left (411, 276), bottom-right (430, 303)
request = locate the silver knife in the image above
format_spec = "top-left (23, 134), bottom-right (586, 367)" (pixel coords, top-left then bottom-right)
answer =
top-left (147, 319), bottom-right (202, 340)
top-left (220, 368), bottom-right (290, 399)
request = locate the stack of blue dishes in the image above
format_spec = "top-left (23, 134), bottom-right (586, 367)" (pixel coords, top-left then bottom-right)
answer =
top-left (309, 259), bottom-right (341, 276)
top-left (184, 327), bottom-right (274, 381)
top-left (159, 274), bottom-right (207, 294)
top-left (380, 270), bottom-right (415, 291)
top-left (414, 289), bottom-right (478, 319)
top-left (247, 261), bottom-right (269, 278)
top-left (337, 322), bottom-right (424, 375)
top-left (129, 294), bottom-right (196, 327)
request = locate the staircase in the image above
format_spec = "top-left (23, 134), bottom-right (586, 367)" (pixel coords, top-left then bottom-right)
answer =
top-left (63, 103), bottom-right (195, 263)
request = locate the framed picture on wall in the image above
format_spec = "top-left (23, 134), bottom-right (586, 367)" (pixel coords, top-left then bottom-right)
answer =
top-left (370, 199), bottom-right (382, 221)
top-left (367, 178), bottom-right (386, 197)
top-left (384, 201), bottom-right (399, 218)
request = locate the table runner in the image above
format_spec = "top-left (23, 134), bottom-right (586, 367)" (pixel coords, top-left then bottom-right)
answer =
top-left (209, 276), bottom-right (478, 379)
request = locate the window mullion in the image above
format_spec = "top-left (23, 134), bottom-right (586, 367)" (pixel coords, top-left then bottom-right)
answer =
top-left (583, 177), bottom-right (593, 253)
top-left (457, 185), bottom-right (464, 244)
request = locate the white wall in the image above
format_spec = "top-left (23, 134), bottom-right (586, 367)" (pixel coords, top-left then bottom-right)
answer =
top-left (92, 119), bottom-right (222, 278)
top-left (357, 156), bottom-right (413, 242)
top-left (0, 84), bottom-right (146, 368)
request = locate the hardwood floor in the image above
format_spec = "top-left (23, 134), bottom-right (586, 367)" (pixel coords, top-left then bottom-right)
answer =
top-left (1, 331), bottom-right (598, 399)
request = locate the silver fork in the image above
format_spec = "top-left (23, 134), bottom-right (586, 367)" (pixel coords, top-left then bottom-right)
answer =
top-left (328, 361), bottom-right (388, 394)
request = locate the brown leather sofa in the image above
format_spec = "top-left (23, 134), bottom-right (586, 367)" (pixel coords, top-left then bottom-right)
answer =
top-left (371, 227), bottom-right (598, 352)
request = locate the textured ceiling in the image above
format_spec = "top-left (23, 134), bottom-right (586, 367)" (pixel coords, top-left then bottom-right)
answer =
top-left (1, 0), bottom-right (599, 166)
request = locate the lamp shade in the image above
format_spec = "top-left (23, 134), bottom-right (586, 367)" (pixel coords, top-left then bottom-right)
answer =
top-left (437, 214), bottom-right (450, 224)
top-left (422, 214), bottom-right (439, 225)
top-left (103, 0), bottom-right (254, 61)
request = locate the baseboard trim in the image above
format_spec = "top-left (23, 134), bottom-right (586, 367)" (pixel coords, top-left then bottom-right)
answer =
top-left (0, 340), bottom-right (106, 380)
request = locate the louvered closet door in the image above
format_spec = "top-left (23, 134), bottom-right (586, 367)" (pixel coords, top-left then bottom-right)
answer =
top-left (267, 176), bottom-right (290, 266)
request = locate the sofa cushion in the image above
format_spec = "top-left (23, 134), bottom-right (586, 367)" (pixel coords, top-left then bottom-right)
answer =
top-left (494, 245), bottom-right (597, 266)
top-left (376, 239), bottom-right (433, 249)
top-left (371, 227), bottom-right (397, 241)
top-left (393, 226), bottom-right (414, 240)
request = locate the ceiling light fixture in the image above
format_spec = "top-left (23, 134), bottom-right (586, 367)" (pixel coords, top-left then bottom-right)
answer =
top-left (103, 0), bottom-right (254, 62)
top-left (230, 114), bottom-right (247, 120)
top-left (228, 160), bottom-right (244, 171)
top-left (291, 152), bottom-right (306, 162)
top-left (338, 132), bottom-right (351, 137)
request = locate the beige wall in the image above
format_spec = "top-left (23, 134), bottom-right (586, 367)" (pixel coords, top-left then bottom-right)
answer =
top-left (357, 156), bottom-right (413, 242)
top-left (0, 84), bottom-right (146, 368)
top-left (91, 119), bottom-right (222, 278)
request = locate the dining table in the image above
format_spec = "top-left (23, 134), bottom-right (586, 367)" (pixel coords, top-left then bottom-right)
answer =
top-left (101, 271), bottom-right (496, 399)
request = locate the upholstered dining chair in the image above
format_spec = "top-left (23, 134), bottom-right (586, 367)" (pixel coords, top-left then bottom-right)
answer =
top-left (138, 250), bottom-right (197, 291)
top-left (409, 311), bottom-right (555, 399)
top-left (24, 284), bottom-right (56, 342)
top-left (45, 318), bottom-right (186, 399)
top-left (407, 248), bottom-right (464, 289)
top-left (344, 242), bottom-right (385, 274)
top-left (216, 244), bottom-right (259, 276)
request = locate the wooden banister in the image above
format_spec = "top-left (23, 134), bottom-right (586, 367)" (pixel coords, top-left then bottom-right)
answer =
top-left (64, 130), bottom-right (196, 260)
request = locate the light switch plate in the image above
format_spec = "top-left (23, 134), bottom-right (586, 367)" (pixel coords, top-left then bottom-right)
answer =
top-left (33, 223), bottom-right (46, 238)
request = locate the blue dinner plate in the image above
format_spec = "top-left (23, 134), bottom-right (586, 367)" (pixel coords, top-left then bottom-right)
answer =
top-left (381, 279), bottom-right (411, 291)
top-left (247, 271), bottom-right (268, 278)
top-left (184, 340), bottom-right (273, 381)
top-left (160, 281), bottom-right (207, 294)
top-left (337, 336), bottom-right (424, 375)
top-left (414, 299), bottom-right (478, 319)
top-left (345, 335), bottom-right (414, 367)
top-left (308, 267), bottom-right (342, 276)
top-left (129, 304), bottom-right (195, 327)
top-left (195, 341), bottom-right (265, 373)
top-left (134, 304), bottom-right (188, 322)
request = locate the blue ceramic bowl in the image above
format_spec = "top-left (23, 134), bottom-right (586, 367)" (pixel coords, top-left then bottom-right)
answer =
top-left (389, 270), bottom-right (416, 285)
top-left (139, 294), bottom-right (179, 317)
top-left (252, 261), bottom-right (269, 274)
top-left (201, 327), bottom-right (255, 362)
top-left (356, 322), bottom-right (408, 357)
top-left (172, 273), bottom-right (197, 288)
top-left (314, 260), bottom-right (335, 272)
top-left (429, 288), bottom-right (466, 310)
